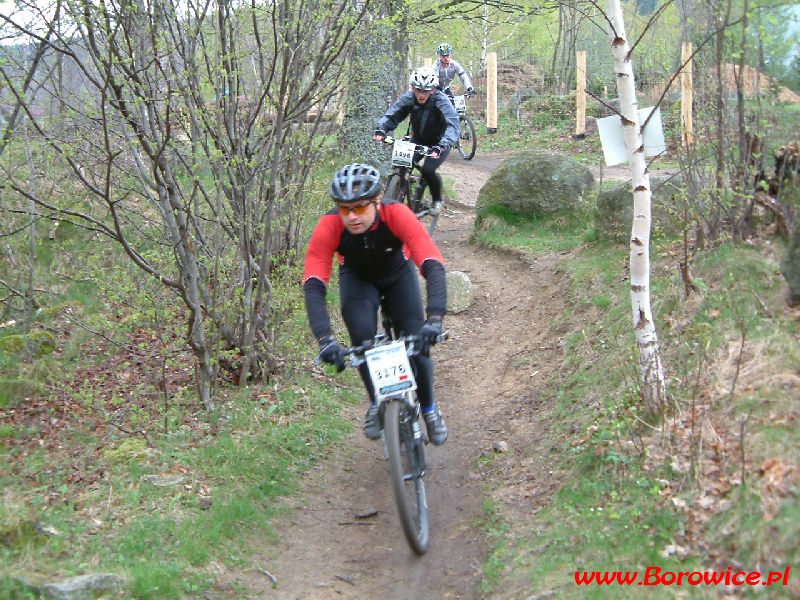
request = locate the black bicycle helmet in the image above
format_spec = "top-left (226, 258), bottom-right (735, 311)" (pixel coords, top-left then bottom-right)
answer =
top-left (328, 163), bottom-right (383, 202)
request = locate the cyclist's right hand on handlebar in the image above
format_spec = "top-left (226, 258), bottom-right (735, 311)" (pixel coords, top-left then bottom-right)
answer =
top-left (373, 129), bottom-right (386, 141)
top-left (318, 336), bottom-right (346, 372)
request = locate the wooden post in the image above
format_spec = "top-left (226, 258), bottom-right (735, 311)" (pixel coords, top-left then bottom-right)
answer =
top-left (681, 42), bottom-right (693, 146)
top-left (487, 51), bottom-right (497, 134)
top-left (575, 50), bottom-right (586, 138)
top-left (424, 57), bottom-right (432, 68)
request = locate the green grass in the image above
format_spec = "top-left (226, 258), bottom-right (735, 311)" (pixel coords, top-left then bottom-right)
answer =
top-left (0, 375), bottom-right (362, 599)
top-left (473, 203), bottom-right (598, 253)
top-left (478, 113), bottom-right (601, 159)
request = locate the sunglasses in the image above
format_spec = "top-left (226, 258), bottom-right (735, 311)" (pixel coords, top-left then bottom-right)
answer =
top-left (338, 202), bottom-right (374, 216)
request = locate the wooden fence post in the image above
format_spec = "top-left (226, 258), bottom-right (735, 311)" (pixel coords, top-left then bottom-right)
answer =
top-left (681, 42), bottom-right (693, 146)
top-left (575, 50), bottom-right (586, 138)
top-left (487, 51), bottom-right (497, 134)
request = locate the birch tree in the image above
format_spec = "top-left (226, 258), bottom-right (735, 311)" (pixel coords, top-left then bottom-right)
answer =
top-left (604, 0), bottom-right (667, 418)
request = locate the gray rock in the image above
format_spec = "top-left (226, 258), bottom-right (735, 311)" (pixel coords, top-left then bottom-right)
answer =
top-left (141, 474), bottom-right (184, 487)
top-left (446, 271), bottom-right (473, 314)
top-left (781, 216), bottom-right (800, 306)
top-left (493, 440), bottom-right (509, 453)
top-left (595, 174), bottom-right (685, 242)
top-left (42, 573), bottom-right (126, 600)
top-left (475, 150), bottom-right (594, 226)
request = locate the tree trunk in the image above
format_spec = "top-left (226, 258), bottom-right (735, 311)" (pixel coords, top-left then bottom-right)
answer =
top-left (711, 0), bottom-right (732, 243)
top-left (337, 11), bottom-right (399, 171)
top-left (605, 0), bottom-right (667, 419)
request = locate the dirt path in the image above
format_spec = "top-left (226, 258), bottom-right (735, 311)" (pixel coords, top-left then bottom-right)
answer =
top-left (237, 152), bottom-right (571, 599)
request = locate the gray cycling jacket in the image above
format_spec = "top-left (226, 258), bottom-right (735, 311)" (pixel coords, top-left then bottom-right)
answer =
top-left (375, 90), bottom-right (460, 151)
top-left (433, 57), bottom-right (473, 91)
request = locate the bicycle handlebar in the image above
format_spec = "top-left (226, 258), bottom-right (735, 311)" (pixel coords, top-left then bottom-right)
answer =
top-left (378, 135), bottom-right (436, 157)
top-left (314, 331), bottom-right (449, 368)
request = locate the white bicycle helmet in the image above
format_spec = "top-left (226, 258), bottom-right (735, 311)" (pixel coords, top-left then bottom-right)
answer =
top-left (437, 43), bottom-right (453, 56)
top-left (328, 163), bottom-right (382, 202)
top-left (409, 67), bottom-right (439, 91)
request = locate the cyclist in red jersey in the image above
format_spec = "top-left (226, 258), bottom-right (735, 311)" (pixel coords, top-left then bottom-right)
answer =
top-left (302, 163), bottom-right (449, 445)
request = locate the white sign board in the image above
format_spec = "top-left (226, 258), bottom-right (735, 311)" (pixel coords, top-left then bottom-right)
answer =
top-left (364, 340), bottom-right (416, 400)
top-left (597, 106), bottom-right (667, 166)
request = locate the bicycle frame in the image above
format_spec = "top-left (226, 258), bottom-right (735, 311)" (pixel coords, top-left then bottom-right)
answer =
top-left (379, 136), bottom-right (440, 235)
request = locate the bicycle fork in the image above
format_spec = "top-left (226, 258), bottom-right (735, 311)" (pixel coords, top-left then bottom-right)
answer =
top-left (379, 394), bottom-right (426, 477)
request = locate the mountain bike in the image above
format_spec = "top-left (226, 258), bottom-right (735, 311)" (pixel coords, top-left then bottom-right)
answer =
top-left (451, 91), bottom-right (477, 160)
top-left (315, 308), bottom-right (448, 555)
top-left (379, 136), bottom-right (441, 236)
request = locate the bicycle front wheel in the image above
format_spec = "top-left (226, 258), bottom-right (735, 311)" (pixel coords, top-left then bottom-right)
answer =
top-left (457, 115), bottom-right (477, 160)
top-left (384, 172), bottom-right (408, 204)
top-left (384, 397), bottom-right (429, 555)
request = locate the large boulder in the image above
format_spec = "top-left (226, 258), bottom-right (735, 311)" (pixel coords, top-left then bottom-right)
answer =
top-left (0, 330), bottom-right (56, 356)
top-left (595, 175), bottom-right (685, 242)
top-left (781, 216), bottom-right (800, 306)
top-left (475, 150), bottom-right (594, 224)
top-left (41, 573), bottom-right (127, 600)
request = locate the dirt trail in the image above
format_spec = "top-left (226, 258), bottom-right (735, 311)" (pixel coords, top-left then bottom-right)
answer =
top-left (237, 153), bottom-right (570, 599)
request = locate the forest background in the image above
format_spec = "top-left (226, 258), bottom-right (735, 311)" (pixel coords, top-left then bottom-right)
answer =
top-left (0, 0), bottom-right (799, 597)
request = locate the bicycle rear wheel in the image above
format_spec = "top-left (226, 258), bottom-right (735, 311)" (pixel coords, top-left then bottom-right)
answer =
top-left (384, 397), bottom-right (429, 555)
top-left (457, 115), bottom-right (477, 160)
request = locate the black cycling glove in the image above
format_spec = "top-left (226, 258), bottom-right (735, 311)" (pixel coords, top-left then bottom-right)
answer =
top-left (374, 129), bottom-right (386, 138)
top-left (417, 318), bottom-right (443, 354)
top-left (431, 145), bottom-right (444, 157)
top-left (467, 87), bottom-right (476, 96)
top-left (318, 336), bottom-right (346, 372)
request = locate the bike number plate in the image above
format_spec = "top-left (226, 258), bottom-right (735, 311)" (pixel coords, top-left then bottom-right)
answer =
top-left (364, 340), bottom-right (417, 400)
top-left (391, 140), bottom-right (415, 168)
top-left (453, 95), bottom-right (466, 114)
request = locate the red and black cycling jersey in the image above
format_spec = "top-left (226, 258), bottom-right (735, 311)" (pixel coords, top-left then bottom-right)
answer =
top-left (302, 198), bottom-right (446, 341)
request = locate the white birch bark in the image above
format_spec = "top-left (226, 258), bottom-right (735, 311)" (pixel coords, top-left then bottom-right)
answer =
top-left (605, 0), bottom-right (667, 417)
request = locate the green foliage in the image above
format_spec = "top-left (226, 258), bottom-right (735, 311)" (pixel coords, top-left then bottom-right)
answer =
top-left (474, 192), bottom-right (798, 597)
top-left (0, 576), bottom-right (38, 600)
top-left (101, 437), bottom-right (151, 467)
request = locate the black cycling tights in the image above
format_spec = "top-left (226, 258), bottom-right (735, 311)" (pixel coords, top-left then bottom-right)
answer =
top-left (419, 148), bottom-right (449, 203)
top-left (339, 260), bottom-right (435, 408)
